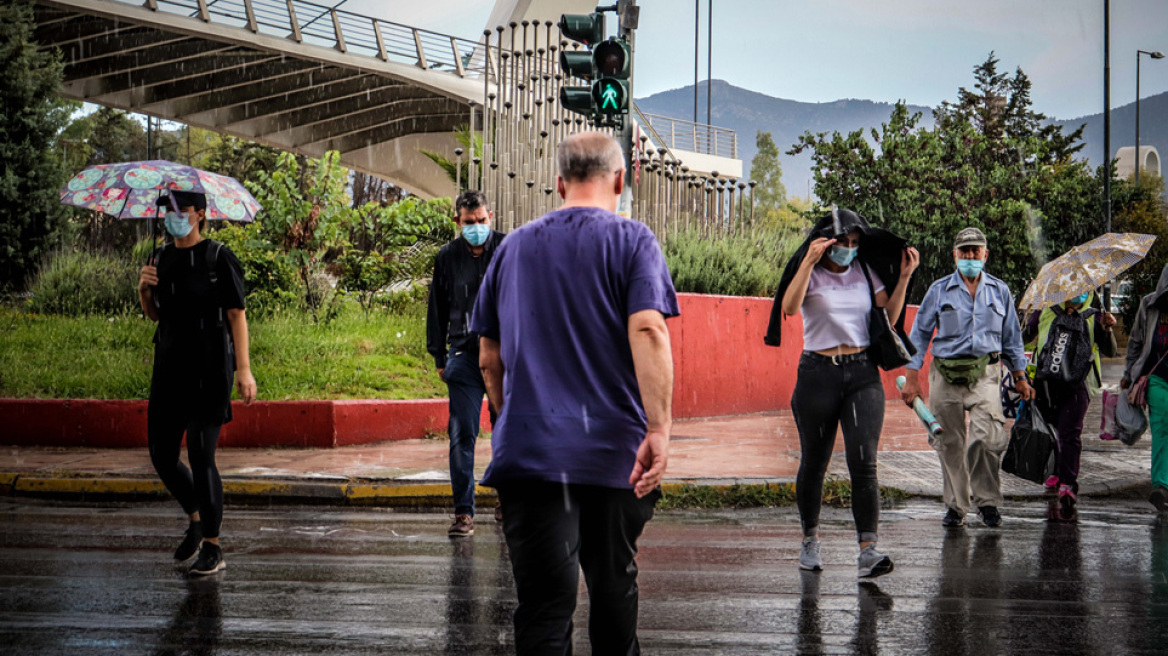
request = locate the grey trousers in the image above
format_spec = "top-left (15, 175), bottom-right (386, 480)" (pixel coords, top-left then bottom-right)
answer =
top-left (928, 362), bottom-right (1008, 515)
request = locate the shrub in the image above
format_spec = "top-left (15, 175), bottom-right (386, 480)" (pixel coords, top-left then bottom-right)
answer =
top-left (211, 222), bottom-right (300, 317)
top-left (663, 228), bottom-right (801, 297)
top-left (26, 248), bottom-right (138, 316)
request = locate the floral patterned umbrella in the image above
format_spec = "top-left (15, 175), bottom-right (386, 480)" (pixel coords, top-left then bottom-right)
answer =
top-left (1018, 233), bottom-right (1156, 311)
top-left (59, 160), bottom-right (260, 222)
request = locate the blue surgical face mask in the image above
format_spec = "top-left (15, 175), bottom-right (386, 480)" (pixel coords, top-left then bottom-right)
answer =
top-left (462, 223), bottom-right (490, 247)
top-left (956, 258), bottom-right (984, 279)
top-left (829, 244), bottom-right (858, 267)
top-left (164, 211), bottom-right (193, 238)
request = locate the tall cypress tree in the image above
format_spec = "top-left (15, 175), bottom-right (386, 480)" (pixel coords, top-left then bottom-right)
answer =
top-left (0, 0), bottom-right (71, 289)
top-left (750, 131), bottom-right (787, 221)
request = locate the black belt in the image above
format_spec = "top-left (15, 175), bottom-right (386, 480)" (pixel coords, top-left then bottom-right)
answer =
top-left (802, 350), bottom-right (870, 366)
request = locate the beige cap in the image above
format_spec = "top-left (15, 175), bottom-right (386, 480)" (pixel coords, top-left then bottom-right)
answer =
top-left (953, 227), bottom-right (987, 249)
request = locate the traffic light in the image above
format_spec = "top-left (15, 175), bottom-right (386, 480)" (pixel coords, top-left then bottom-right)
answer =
top-left (558, 11), bottom-right (633, 128)
top-left (559, 12), bottom-right (605, 46)
top-left (558, 13), bottom-right (605, 120)
top-left (591, 38), bottom-right (630, 121)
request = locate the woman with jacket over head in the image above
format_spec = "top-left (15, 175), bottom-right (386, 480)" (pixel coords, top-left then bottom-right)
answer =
top-left (137, 190), bottom-right (256, 576)
top-left (1122, 263), bottom-right (1168, 513)
top-left (769, 208), bottom-right (918, 578)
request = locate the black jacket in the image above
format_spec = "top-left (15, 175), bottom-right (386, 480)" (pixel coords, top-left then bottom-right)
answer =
top-left (426, 230), bottom-right (505, 369)
top-left (765, 208), bottom-right (914, 351)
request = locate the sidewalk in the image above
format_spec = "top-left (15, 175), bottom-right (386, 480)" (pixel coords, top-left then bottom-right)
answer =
top-left (0, 361), bottom-right (1153, 506)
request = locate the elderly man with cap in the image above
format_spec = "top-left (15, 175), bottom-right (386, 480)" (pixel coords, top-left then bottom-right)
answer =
top-left (900, 227), bottom-right (1033, 528)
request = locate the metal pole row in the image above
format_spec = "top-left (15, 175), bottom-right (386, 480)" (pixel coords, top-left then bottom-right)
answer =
top-left (475, 20), bottom-right (753, 242)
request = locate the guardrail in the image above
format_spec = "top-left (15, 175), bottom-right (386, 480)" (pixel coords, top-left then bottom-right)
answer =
top-left (640, 112), bottom-right (737, 159)
top-left (130, 0), bottom-right (492, 79)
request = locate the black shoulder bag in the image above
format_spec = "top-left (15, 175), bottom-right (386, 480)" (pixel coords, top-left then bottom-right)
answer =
top-left (860, 261), bottom-right (912, 370)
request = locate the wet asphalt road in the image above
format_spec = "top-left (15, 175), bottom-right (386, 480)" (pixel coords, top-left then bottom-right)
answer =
top-left (2, 497), bottom-right (1168, 655)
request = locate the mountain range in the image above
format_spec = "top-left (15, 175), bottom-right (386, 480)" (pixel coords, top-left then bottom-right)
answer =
top-left (636, 80), bottom-right (1168, 198)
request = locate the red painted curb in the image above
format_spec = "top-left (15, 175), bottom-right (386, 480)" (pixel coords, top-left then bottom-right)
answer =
top-left (0, 294), bottom-right (925, 448)
top-left (0, 398), bottom-right (493, 449)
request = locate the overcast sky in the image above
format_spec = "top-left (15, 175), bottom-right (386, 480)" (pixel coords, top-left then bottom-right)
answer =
top-left (360, 0), bottom-right (1168, 120)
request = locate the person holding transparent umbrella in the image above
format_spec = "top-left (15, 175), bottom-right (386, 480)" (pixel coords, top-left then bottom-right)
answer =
top-left (1022, 290), bottom-right (1116, 511)
top-left (137, 190), bottom-right (256, 576)
top-left (1014, 232), bottom-right (1155, 512)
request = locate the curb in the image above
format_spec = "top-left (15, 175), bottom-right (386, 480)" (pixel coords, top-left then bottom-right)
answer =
top-left (0, 473), bottom-right (798, 507)
top-left (1, 472), bottom-right (1151, 507)
top-left (0, 472), bottom-right (496, 508)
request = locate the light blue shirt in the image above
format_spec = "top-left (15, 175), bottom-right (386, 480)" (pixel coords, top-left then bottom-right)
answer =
top-left (907, 270), bottom-right (1027, 372)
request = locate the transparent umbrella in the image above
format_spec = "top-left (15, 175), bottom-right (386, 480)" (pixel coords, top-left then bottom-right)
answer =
top-left (1018, 233), bottom-right (1156, 311)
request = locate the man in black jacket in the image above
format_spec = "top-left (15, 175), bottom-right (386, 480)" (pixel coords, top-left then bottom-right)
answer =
top-left (427, 190), bottom-right (505, 537)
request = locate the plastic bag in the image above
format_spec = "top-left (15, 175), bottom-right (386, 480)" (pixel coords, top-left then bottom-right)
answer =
top-left (1099, 386), bottom-right (1120, 441)
top-left (1002, 401), bottom-right (1058, 485)
top-left (1116, 390), bottom-right (1149, 446)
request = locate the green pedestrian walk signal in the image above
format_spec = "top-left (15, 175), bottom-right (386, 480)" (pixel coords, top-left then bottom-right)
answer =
top-left (558, 13), bottom-right (632, 128)
top-left (591, 38), bottom-right (631, 121)
top-left (594, 78), bottom-right (628, 113)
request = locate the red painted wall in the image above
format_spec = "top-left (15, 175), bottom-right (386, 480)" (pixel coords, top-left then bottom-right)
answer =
top-left (0, 294), bottom-right (927, 447)
top-left (668, 293), bottom-right (929, 418)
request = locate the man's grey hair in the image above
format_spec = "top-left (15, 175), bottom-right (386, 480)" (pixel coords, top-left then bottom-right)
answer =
top-left (556, 132), bottom-right (624, 182)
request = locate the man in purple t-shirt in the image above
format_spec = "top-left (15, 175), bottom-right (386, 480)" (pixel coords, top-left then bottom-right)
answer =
top-left (472, 132), bottom-right (679, 655)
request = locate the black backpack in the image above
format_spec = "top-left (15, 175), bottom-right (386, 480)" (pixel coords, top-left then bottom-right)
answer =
top-left (151, 239), bottom-right (227, 331)
top-left (1034, 309), bottom-right (1096, 385)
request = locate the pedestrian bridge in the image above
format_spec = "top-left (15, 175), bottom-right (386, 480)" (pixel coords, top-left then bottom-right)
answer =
top-left (35, 0), bottom-right (741, 199)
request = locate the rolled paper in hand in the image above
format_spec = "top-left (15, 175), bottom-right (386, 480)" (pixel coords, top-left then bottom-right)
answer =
top-left (896, 375), bottom-right (944, 437)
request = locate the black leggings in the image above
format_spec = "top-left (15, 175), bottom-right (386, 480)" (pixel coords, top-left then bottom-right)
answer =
top-left (791, 352), bottom-right (885, 543)
top-left (148, 412), bottom-right (224, 539)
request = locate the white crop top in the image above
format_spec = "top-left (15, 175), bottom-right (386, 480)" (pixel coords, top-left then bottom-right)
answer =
top-left (801, 264), bottom-right (884, 352)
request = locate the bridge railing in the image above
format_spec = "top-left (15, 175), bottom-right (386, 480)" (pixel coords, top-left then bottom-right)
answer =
top-left (133, 0), bottom-right (492, 78)
top-left (639, 112), bottom-right (737, 159)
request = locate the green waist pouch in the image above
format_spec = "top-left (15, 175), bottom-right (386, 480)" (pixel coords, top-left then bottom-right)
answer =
top-left (933, 355), bottom-right (991, 386)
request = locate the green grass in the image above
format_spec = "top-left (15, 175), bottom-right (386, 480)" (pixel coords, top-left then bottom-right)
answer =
top-left (658, 481), bottom-right (912, 510)
top-left (0, 303), bottom-right (446, 400)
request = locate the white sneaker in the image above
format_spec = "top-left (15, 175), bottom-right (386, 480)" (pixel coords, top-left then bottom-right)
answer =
top-left (799, 536), bottom-right (823, 571)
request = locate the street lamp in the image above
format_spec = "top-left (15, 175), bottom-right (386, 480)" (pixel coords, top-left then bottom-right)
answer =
top-left (1136, 49), bottom-right (1166, 185)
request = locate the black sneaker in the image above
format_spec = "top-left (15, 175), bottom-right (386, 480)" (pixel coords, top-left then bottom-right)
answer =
top-left (1151, 487), bottom-right (1168, 513)
top-left (942, 508), bottom-right (965, 527)
top-left (188, 542), bottom-right (226, 576)
top-left (174, 521), bottom-right (202, 562)
top-left (979, 505), bottom-right (1003, 527)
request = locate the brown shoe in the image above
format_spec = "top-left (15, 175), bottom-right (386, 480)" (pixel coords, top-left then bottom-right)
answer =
top-left (494, 505), bottom-right (503, 523)
top-left (448, 514), bottom-right (474, 537)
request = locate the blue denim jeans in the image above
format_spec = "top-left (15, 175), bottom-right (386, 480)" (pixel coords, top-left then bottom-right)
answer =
top-left (445, 349), bottom-right (489, 516)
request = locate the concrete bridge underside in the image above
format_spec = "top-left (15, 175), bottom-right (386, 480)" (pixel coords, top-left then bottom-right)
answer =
top-left (35, 0), bottom-right (486, 198)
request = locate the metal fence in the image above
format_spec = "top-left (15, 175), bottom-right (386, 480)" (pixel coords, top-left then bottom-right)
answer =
top-left (133, 0), bottom-right (493, 79)
top-left (640, 112), bottom-right (737, 159)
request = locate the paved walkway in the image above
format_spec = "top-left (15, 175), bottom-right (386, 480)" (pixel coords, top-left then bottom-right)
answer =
top-left (0, 360), bottom-right (1154, 503)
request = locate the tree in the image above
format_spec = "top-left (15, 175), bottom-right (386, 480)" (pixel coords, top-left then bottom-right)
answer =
top-left (58, 107), bottom-right (154, 252)
top-left (791, 53), bottom-right (1098, 301)
top-left (203, 135), bottom-right (288, 191)
top-left (420, 126), bottom-right (484, 193)
top-left (1113, 172), bottom-right (1168, 327)
top-left (750, 131), bottom-right (787, 214)
top-left (0, 0), bottom-right (73, 289)
top-left (247, 150), bottom-right (352, 323)
top-left (351, 171), bottom-right (406, 209)
top-left (336, 197), bottom-right (452, 319)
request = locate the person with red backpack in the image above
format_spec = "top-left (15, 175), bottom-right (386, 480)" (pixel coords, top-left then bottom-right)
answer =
top-left (1023, 291), bottom-right (1116, 510)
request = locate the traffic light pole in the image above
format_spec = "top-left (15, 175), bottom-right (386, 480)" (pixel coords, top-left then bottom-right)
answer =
top-left (616, 0), bottom-right (638, 215)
